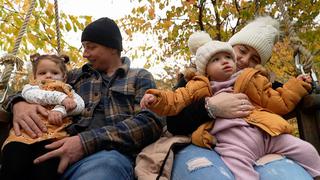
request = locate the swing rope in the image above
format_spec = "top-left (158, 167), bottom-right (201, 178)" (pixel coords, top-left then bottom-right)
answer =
top-left (0, 0), bottom-right (62, 103)
top-left (0, 0), bottom-right (36, 103)
top-left (254, 0), bottom-right (314, 73)
top-left (276, 0), bottom-right (320, 93)
top-left (12, 0), bottom-right (36, 56)
top-left (276, 0), bottom-right (313, 73)
top-left (54, 0), bottom-right (61, 55)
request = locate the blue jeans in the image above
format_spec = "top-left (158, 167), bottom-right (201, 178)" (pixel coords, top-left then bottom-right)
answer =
top-left (171, 145), bottom-right (312, 180)
top-left (62, 150), bottom-right (134, 180)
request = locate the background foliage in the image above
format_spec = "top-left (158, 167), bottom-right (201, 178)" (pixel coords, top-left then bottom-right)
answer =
top-left (118, 0), bottom-right (320, 88)
top-left (0, 0), bottom-right (92, 92)
top-left (0, 0), bottom-right (320, 91)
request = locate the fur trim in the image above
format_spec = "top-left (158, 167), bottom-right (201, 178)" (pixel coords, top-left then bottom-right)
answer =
top-left (254, 64), bottom-right (270, 80)
top-left (182, 67), bottom-right (197, 82)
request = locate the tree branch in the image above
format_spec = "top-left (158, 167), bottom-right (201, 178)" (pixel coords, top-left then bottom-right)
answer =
top-left (231, 0), bottom-right (241, 35)
top-left (211, 0), bottom-right (221, 40)
top-left (254, 0), bottom-right (260, 16)
top-left (196, 0), bottom-right (206, 31)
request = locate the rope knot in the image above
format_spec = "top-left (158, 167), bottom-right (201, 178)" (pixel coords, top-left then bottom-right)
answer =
top-left (0, 54), bottom-right (24, 71)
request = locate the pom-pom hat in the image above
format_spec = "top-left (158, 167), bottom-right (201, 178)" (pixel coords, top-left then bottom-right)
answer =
top-left (195, 41), bottom-right (236, 75)
top-left (228, 16), bottom-right (280, 65)
top-left (188, 31), bottom-right (212, 55)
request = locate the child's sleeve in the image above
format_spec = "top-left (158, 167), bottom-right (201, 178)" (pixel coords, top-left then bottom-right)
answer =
top-left (145, 76), bottom-right (211, 116)
top-left (51, 90), bottom-right (84, 117)
top-left (51, 105), bottom-right (67, 117)
top-left (67, 90), bottom-right (85, 116)
top-left (22, 84), bottom-right (68, 106)
top-left (246, 74), bottom-right (311, 115)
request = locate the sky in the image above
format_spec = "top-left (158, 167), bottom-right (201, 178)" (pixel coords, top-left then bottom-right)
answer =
top-left (59, 0), bottom-right (170, 77)
top-left (60, 0), bottom-right (136, 48)
top-left (0, 0), bottom-right (169, 79)
top-left (60, 0), bottom-right (136, 19)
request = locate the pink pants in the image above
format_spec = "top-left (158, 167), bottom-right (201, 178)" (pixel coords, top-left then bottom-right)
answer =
top-left (214, 125), bottom-right (320, 180)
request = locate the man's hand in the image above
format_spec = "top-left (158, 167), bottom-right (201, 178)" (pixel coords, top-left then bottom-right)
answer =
top-left (62, 97), bottom-right (77, 112)
top-left (13, 101), bottom-right (48, 138)
top-left (48, 111), bottom-right (63, 125)
top-left (207, 92), bottom-right (254, 118)
top-left (33, 135), bottom-right (85, 174)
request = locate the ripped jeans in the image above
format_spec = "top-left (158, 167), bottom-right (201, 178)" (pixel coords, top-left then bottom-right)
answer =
top-left (171, 145), bottom-right (313, 180)
top-left (62, 150), bottom-right (134, 180)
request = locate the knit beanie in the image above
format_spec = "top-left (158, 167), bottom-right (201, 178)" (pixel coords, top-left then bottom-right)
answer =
top-left (195, 41), bottom-right (236, 75)
top-left (228, 16), bottom-right (280, 65)
top-left (188, 31), bottom-right (212, 55)
top-left (81, 17), bottom-right (123, 51)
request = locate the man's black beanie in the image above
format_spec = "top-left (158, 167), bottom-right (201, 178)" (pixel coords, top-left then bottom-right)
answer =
top-left (81, 17), bottom-right (123, 51)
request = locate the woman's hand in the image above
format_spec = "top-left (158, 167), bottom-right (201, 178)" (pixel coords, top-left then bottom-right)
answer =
top-left (206, 92), bottom-right (254, 118)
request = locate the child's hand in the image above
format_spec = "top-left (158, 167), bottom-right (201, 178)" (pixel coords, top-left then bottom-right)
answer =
top-left (297, 74), bottom-right (312, 84)
top-left (140, 94), bottom-right (156, 109)
top-left (62, 97), bottom-right (77, 111)
top-left (48, 111), bottom-right (63, 125)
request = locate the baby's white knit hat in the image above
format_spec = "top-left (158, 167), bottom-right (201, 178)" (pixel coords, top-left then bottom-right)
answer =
top-left (188, 31), bottom-right (212, 55)
top-left (228, 16), bottom-right (280, 65)
top-left (195, 41), bottom-right (236, 75)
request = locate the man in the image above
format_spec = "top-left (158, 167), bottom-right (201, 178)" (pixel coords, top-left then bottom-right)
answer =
top-left (3, 17), bottom-right (163, 179)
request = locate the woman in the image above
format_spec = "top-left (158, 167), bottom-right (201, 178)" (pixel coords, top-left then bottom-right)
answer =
top-left (170, 16), bottom-right (313, 180)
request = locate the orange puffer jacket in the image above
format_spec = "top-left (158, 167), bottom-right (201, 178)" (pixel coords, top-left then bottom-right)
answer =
top-left (192, 68), bottom-right (311, 148)
top-left (145, 75), bottom-right (212, 116)
top-left (145, 68), bottom-right (311, 148)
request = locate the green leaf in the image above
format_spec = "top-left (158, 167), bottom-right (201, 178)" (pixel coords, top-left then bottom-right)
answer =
top-left (65, 21), bottom-right (72, 31)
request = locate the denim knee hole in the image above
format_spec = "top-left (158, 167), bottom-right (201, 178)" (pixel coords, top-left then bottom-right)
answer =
top-left (186, 157), bottom-right (232, 179)
top-left (186, 157), bottom-right (213, 172)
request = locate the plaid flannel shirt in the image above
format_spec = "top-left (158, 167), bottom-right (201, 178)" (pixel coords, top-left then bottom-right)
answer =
top-left (4, 57), bottom-right (163, 157)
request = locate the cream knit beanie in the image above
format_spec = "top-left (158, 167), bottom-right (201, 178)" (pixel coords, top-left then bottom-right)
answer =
top-left (228, 16), bottom-right (280, 65)
top-left (188, 31), bottom-right (212, 55)
top-left (195, 41), bottom-right (236, 75)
